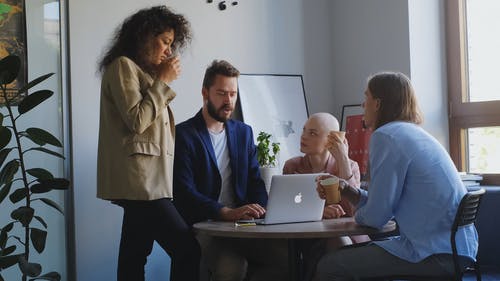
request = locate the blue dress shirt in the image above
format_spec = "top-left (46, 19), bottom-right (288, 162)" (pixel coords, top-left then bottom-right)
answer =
top-left (355, 121), bottom-right (478, 262)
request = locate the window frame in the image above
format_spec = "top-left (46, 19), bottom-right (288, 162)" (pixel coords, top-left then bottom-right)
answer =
top-left (446, 0), bottom-right (500, 185)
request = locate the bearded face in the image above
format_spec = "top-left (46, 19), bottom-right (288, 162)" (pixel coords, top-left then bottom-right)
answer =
top-left (203, 75), bottom-right (238, 123)
top-left (206, 95), bottom-right (234, 122)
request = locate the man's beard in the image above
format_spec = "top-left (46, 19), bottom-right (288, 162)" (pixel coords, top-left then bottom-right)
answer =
top-left (207, 98), bottom-right (233, 123)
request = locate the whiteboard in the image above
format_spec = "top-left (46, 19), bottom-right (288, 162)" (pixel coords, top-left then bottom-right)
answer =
top-left (238, 74), bottom-right (309, 170)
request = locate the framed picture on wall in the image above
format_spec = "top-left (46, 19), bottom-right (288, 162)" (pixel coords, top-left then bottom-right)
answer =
top-left (0, 0), bottom-right (28, 104)
top-left (238, 74), bottom-right (309, 170)
top-left (340, 104), bottom-right (363, 131)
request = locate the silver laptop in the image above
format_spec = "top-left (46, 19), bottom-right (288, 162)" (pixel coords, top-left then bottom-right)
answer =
top-left (247, 173), bottom-right (326, 225)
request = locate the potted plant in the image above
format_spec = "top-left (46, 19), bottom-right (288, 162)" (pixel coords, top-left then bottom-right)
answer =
top-left (256, 131), bottom-right (280, 193)
top-left (0, 55), bottom-right (70, 281)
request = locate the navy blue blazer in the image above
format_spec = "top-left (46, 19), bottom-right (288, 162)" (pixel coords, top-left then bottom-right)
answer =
top-left (173, 110), bottom-right (268, 225)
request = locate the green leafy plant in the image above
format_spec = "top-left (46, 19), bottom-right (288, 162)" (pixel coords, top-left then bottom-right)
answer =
top-left (256, 131), bottom-right (280, 168)
top-left (0, 55), bottom-right (70, 281)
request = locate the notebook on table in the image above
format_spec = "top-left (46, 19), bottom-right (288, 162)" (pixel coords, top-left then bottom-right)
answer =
top-left (239, 173), bottom-right (326, 225)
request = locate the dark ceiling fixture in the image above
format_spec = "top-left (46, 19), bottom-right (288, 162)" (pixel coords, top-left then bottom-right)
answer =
top-left (207, 0), bottom-right (238, 11)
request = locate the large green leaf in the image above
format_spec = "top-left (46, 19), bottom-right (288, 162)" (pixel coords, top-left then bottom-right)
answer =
top-left (18, 90), bottom-right (53, 115)
top-left (30, 183), bottom-right (51, 194)
top-left (0, 254), bottom-right (20, 270)
top-left (9, 187), bottom-right (27, 204)
top-left (2, 222), bottom-right (14, 232)
top-left (0, 229), bottom-right (6, 248)
top-left (18, 73), bottom-right (54, 95)
top-left (33, 216), bottom-right (48, 229)
top-left (0, 148), bottom-right (13, 168)
top-left (0, 245), bottom-right (16, 256)
top-left (38, 198), bottom-right (63, 215)
top-left (37, 178), bottom-right (70, 190)
top-left (11, 206), bottom-right (34, 227)
top-left (27, 168), bottom-right (54, 180)
top-left (29, 271), bottom-right (61, 281)
top-left (25, 128), bottom-right (62, 147)
top-left (0, 182), bottom-right (12, 205)
top-left (0, 55), bottom-right (20, 85)
top-left (0, 127), bottom-right (12, 151)
top-left (18, 256), bottom-right (42, 277)
top-left (30, 228), bottom-right (47, 254)
top-left (28, 147), bottom-right (65, 159)
top-left (0, 160), bottom-right (19, 185)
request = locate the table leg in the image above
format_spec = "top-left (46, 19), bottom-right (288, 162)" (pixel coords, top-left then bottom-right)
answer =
top-left (288, 239), bottom-right (302, 281)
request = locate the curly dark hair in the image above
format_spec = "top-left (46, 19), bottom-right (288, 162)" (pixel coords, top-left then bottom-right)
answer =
top-left (98, 5), bottom-right (191, 74)
top-left (202, 60), bottom-right (240, 89)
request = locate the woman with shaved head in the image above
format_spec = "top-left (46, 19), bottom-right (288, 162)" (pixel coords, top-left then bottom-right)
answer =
top-left (283, 112), bottom-right (368, 281)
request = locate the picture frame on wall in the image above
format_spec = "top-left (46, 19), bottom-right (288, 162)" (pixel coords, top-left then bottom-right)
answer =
top-left (238, 74), bottom-right (309, 169)
top-left (340, 104), bottom-right (363, 131)
top-left (0, 0), bottom-right (28, 105)
top-left (340, 104), bottom-right (372, 184)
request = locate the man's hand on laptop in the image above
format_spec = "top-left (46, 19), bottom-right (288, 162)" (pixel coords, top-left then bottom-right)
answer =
top-left (219, 204), bottom-right (266, 221)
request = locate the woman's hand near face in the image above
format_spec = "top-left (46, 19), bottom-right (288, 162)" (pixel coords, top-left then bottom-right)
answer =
top-left (326, 133), bottom-right (356, 183)
top-left (327, 132), bottom-right (349, 159)
top-left (157, 55), bottom-right (181, 84)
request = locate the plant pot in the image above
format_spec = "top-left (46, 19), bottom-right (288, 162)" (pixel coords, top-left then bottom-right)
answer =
top-left (259, 167), bottom-right (280, 194)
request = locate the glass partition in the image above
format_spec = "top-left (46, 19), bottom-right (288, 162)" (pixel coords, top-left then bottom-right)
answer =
top-left (0, 0), bottom-right (69, 279)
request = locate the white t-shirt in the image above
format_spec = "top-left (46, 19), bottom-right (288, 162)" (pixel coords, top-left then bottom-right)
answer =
top-left (208, 129), bottom-right (236, 208)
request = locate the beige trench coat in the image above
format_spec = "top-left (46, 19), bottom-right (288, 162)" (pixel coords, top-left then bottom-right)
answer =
top-left (97, 56), bottom-right (176, 200)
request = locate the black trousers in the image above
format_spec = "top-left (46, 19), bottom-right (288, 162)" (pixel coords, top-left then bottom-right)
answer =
top-left (116, 198), bottom-right (200, 281)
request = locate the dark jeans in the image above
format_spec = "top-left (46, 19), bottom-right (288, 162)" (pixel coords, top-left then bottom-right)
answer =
top-left (116, 198), bottom-right (200, 281)
top-left (316, 243), bottom-right (455, 281)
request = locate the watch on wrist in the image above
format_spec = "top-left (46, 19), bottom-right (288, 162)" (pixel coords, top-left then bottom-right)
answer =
top-left (339, 180), bottom-right (348, 190)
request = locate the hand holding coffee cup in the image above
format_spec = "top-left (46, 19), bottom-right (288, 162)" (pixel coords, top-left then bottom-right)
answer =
top-left (327, 131), bottom-right (348, 157)
top-left (327, 131), bottom-right (345, 148)
top-left (320, 175), bottom-right (341, 205)
top-left (158, 55), bottom-right (181, 84)
top-left (329, 130), bottom-right (346, 142)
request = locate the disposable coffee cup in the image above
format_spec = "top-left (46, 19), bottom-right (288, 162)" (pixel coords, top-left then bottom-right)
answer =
top-left (320, 176), bottom-right (341, 204)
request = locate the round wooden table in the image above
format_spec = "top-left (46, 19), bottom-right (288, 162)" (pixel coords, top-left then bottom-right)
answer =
top-left (194, 217), bottom-right (397, 281)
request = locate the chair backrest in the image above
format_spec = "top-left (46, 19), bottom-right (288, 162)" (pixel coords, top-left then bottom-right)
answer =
top-left (474, 187), bottom-right (500, 268)
top-left (451, 188), bottom-right (485, 277)
top-left (452, 188), bottom-right (485, 232)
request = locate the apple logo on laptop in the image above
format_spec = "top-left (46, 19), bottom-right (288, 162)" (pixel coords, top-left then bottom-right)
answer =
top-left (294, 192), bottom-right (302, 204)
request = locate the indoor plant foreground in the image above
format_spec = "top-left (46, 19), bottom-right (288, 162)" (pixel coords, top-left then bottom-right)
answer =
top-left (0, 55), bottom-right (70, 281)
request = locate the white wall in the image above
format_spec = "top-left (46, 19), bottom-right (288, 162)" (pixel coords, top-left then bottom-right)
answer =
top-left (408, 0), bottom-right (449, 147)
top-left (68, 0), bottom-right (334, 280)
top-left (329, 0), bottom-right (412, 118)
top-left (329, 0), bottom-right (448, 147)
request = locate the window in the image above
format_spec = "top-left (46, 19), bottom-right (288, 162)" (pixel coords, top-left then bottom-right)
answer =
top-left (446, 0), bottom-right (500, 185)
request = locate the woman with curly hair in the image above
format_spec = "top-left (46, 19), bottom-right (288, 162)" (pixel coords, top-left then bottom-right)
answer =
top-left (96, 6), bottom-right (199, 281)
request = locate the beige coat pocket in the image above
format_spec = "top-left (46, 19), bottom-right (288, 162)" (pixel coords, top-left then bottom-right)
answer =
top-left (124, 141), bottom-right (161, 156)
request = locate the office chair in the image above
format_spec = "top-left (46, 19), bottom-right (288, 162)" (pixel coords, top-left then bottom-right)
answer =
top-left (368, 188), bottom-right (486, 281)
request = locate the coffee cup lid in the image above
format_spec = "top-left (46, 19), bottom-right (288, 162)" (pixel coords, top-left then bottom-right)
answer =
top-left (320, 176), bottom-right (339, 185)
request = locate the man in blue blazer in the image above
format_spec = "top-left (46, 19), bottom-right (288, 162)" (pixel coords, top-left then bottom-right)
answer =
top-left (173, 60), bottom-right (287, 281)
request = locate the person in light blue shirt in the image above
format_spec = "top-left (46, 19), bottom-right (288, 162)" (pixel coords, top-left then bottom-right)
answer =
top-left (315, 72), bottom-right (478, 280)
